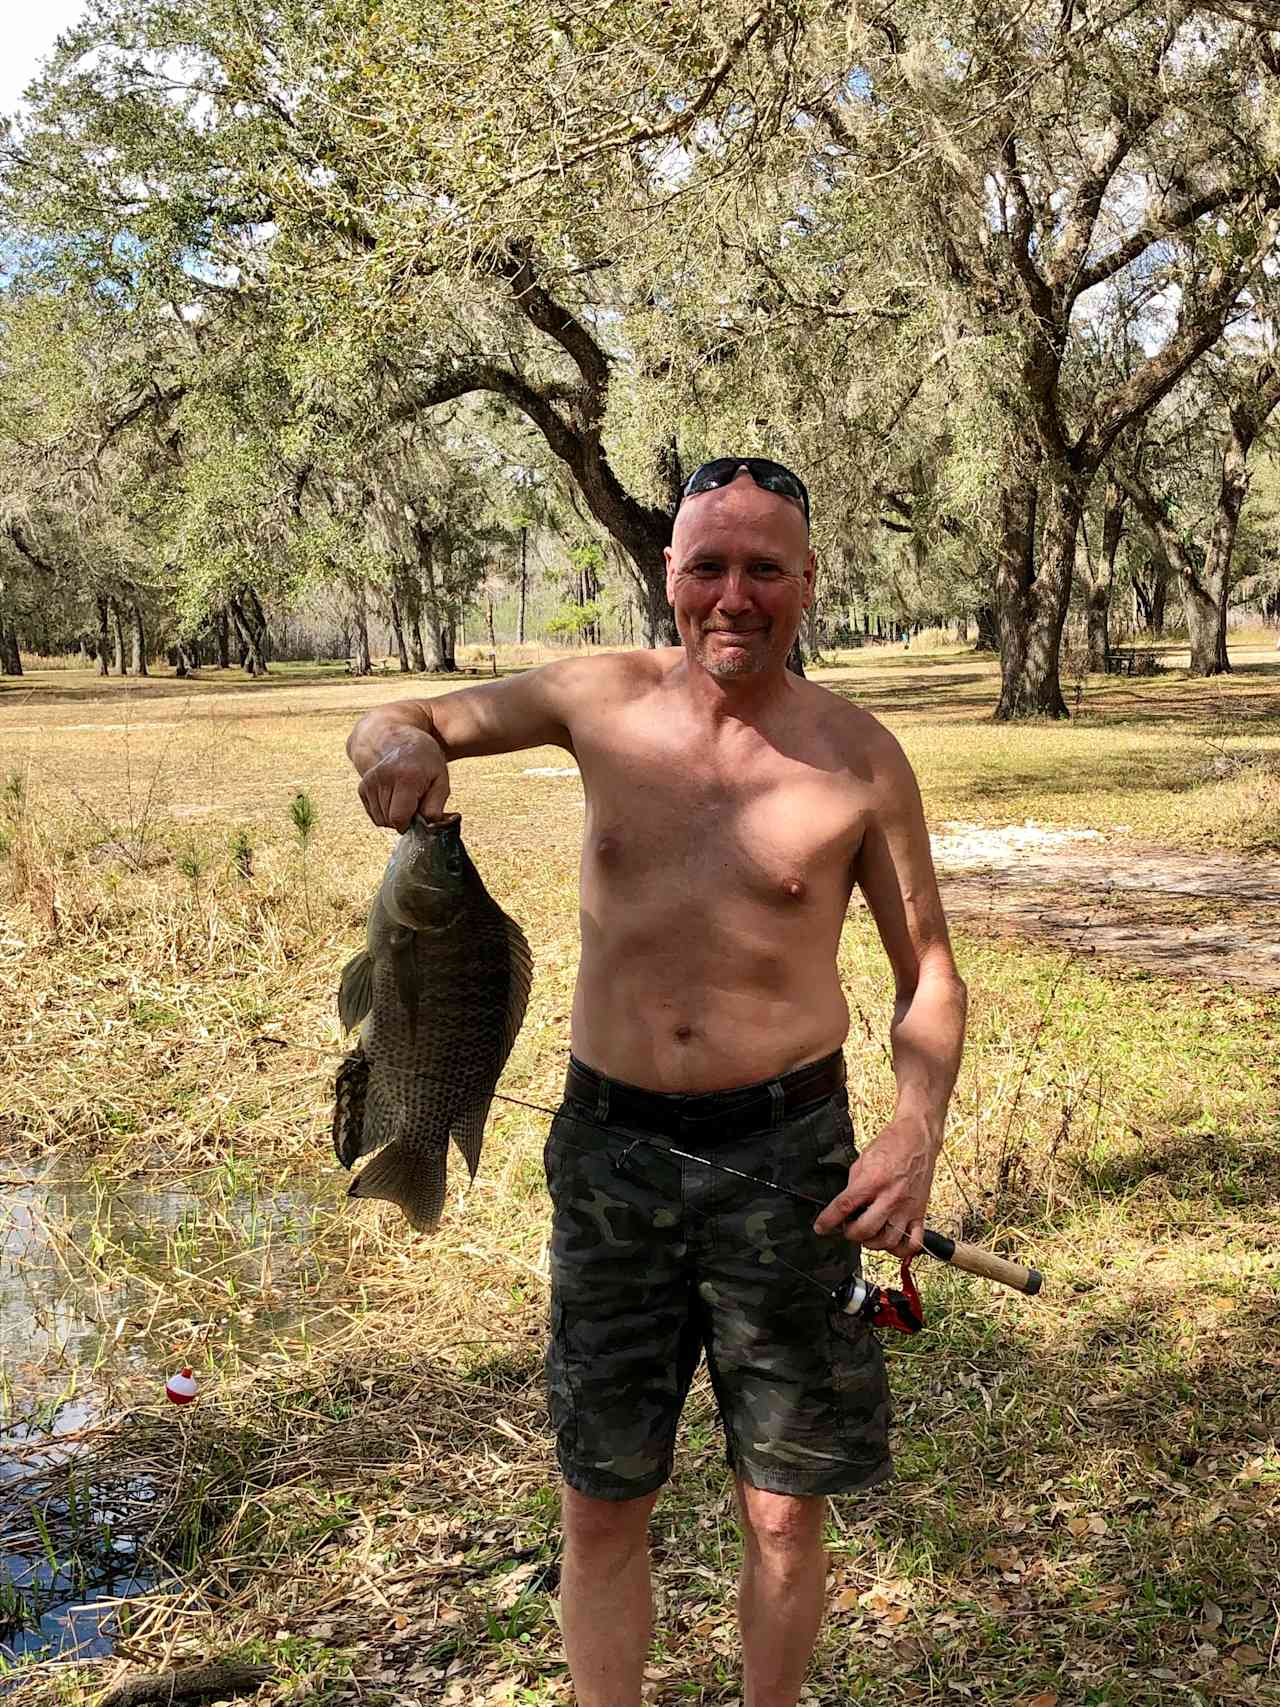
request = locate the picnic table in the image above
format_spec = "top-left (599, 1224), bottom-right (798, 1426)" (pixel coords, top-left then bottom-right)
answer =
top-left (1104, 646), bottom-right (1159, 676)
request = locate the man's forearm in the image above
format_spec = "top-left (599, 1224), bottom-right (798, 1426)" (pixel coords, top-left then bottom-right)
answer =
top-left (888, 960), bottom-right (968, 1152)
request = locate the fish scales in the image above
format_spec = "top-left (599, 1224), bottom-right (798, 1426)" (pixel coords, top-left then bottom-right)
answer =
top-left (332, 813), bottom-right (532, 1231)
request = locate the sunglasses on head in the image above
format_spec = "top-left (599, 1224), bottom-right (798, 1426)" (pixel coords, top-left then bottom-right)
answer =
top-left (680, 457), bottom-right (811, 526)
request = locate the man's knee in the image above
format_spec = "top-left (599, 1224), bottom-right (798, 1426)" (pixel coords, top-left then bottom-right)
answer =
top-left (561, 1484), bottom-right (658, 1563)
top-left (737, 1483), bottom-right (827, 1562)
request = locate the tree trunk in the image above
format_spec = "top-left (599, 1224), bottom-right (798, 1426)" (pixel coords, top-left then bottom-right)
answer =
top-left (112, 599), bottom-right (129, 675)
top-left (349, 581), bottom-right (372, 675)
top-left (389, 594), bottom-right (411, 671)
top-left (131, 602), bottom-right (149, 676)
top-left (1151, 562), bottom-right (1169, 635)
top-left (1084, 477), bottom-right (1124, 673)
top-left (1183, 565), bottom-right (1223, 674)
top-left (517, 528), bottom-right (528, 645)
top-left (215, 608), bottom-right (230, 668)
top-left (785, 635), bottom-right (806, 677)
top-left (973, 604), bottom-right (999, 651)
top-left (174, 641), bottom-right (197, 678)
top-left (397, 565), bottom-right (428, 671)
top-left (246, 587), bottom-right (271, 664)
top-left (228, 592), bottom-right (269, 676)
top-left (441, 618), bottom-right (457, 672)
top-left (411, 525), bottom-right (448, 670)
top-left (486, 590), bottom-right (497, 658)
top-left (0, 603), bottom-right (22, 676)
top-left (995, 457), bottom-right (1075, 720)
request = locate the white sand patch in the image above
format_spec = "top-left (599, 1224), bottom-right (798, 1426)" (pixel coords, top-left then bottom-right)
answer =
top-left (522, 767), bottom-right (580, 778)
top-left (931, 820), bottom-right (1106, 868)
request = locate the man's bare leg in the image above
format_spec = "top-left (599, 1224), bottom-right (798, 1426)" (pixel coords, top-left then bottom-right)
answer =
top-left (559, 1485), bottom-right (659, 1707)
top-left (736, 1483), bottom-right (828, 1707)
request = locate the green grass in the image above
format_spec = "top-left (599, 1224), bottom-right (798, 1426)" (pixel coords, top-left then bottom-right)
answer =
top-left (1, 650), bottom-right (1278, 1704)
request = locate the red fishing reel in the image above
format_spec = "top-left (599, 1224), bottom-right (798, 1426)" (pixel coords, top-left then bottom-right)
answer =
top-left (833, 1258), bottom-right (924, 1334)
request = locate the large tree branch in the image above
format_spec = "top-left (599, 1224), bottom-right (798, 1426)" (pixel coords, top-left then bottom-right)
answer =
top-left (492, 246), bottom-right (611, 403)
top-left (1073, 182), bottom-right (1258, 299)
top-left (6, 521), bottom-right (57, 576)
top-left (1083, 203), bottom-right (1280, 462)
top-left (490, 9), bottom-right (769, 197)
top-left (1046, 103), bottom-right (1152, 296)
top-left (1111, 466), bottom-right (1203, 591)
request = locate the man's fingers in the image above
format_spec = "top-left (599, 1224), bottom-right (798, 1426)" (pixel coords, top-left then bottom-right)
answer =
top-left (421, 776), bottom-right (452, 820)
top-left (382, 778), bottom-right (419, 832)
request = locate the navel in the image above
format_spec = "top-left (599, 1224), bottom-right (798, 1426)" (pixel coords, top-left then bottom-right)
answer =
top-left (673, 1024), bottom-right (694, 1043)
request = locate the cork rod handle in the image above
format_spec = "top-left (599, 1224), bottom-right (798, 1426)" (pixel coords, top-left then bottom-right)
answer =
top-left (921, 1230), bottom-right (1042, 1295)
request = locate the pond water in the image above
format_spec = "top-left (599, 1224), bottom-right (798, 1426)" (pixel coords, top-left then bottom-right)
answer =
top-left (0, 1162), bottom-right (326, 1664)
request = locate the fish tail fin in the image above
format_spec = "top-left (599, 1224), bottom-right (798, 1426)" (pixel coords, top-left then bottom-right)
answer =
top-left (348, 1139), bottom-right (448, 1233)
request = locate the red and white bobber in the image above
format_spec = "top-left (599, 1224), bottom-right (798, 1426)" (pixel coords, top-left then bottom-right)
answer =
top-left (165, 1367), bottom-right (198, 1405)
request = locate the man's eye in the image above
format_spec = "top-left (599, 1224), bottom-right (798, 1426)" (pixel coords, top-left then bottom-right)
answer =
top-left (753, 564), bottom-right (782, 576)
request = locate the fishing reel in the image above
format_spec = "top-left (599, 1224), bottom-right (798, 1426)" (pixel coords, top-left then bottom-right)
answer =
top-left (832, 1258), bottom-right (924, 1335)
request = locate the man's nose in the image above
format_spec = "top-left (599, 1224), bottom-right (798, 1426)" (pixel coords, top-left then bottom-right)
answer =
top-left (715, 571), bottom-right (754, 611)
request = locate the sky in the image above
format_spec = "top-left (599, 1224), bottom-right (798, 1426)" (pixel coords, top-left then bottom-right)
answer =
top-left (2, 0), bottom-right (87, 118)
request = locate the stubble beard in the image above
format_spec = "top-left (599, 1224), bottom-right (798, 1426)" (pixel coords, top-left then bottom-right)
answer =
top-left (696, 627), bottom-right (769, 678)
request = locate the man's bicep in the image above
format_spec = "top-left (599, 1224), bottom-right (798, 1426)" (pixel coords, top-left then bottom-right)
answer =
top-left (853, 744), bottom-right (953, 993)
top-left (426, 663), bottom-right (576, 759)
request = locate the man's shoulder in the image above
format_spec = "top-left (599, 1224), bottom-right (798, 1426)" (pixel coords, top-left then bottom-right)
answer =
top-left (806, 680), bottom-right (912, 780)
top-left (530, 646), bottom-right (674, 700)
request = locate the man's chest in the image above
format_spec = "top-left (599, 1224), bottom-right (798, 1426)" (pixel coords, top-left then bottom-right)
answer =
top-left (574, 712), bottom-right (866, 903)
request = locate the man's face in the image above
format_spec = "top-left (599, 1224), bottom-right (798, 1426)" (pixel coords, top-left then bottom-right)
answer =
top-left (665, 468), bottom-right (815, 679)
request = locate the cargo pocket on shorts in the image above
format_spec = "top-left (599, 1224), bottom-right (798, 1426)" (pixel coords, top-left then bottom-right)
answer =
top-left (545, 1297), bottom-right (580, 1465)
top-left (827, 1307), bottom-right (892, 1470)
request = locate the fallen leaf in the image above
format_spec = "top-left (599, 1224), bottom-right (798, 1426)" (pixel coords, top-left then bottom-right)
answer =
top-left (1027, 1693), bottom-right (1058, 1707)
top-left (1230, 1645), bottom-right (1266, 1667)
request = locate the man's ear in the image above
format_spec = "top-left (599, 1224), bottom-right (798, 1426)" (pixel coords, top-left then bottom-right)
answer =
top-left (801, 548), bottom-right (817, 609)
top-left (664, 544), bottom-right (676, 606)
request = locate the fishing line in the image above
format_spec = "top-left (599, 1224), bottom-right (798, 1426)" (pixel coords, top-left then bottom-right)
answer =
top-left (260, 1033), bottom-right (915, 1246)
top-left (253, 1032), bottom-right (1042, 1296)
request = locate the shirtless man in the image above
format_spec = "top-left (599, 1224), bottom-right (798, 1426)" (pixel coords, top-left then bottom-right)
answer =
top-left (347, 458), bottom-right (967, 1707)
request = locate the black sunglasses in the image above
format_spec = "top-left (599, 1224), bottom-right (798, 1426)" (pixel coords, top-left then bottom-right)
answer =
top-left (680, 457), bottom-right (811, 526)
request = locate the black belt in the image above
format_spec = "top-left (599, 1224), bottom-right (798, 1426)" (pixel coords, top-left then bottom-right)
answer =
top-left (562, 1050), bottom-right (846, 1145)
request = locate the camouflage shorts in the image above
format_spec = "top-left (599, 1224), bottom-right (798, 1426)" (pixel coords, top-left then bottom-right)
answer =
top-left (543, 1068), bottom-right (892, 1501)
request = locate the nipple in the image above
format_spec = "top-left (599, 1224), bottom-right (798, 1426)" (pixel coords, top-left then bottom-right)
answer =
top-left (784, 879), bottom-right (805, 900)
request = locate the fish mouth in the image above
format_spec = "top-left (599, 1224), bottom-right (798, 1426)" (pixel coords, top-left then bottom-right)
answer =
top-left (408, 811), bottom-right (462, 835)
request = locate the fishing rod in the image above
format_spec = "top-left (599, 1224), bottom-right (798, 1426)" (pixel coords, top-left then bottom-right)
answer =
top-left (607, 1132), bottom-right (1039, 1339)
top-left (262, 1034), bottom-right (1044, 1327)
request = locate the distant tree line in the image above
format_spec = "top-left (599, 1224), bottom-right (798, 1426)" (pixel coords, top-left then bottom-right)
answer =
top-left (3, 0), bottom-right (1280, 705)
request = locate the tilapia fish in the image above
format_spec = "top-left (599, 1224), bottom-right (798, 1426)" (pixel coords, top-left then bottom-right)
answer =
top-left (332, 813), bottom-right (532, 1231)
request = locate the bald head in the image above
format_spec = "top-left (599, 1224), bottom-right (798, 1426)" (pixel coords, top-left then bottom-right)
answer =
top-left (672, 466), bottom-right (810, 559)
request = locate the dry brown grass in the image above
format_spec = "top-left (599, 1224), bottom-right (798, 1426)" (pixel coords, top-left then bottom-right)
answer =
top-left (2, 655), bottom-right (1279, 1705)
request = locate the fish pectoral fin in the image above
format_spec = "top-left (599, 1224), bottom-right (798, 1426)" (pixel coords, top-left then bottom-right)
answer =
top-left (331, 1047), bottom-right (372, 1169)
top-left (389, 928), bottom-right (421, 1042)
top-left (348, 1138), bottom-right (448, 1233)
top-left (337, 951), bottom-right (375, 1032)
top-left (450, 1098), bottom-right (492, 1182)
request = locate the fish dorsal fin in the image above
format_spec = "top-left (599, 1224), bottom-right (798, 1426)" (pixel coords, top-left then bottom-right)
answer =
top-left (337, 950), bottom-right (374, 1032)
